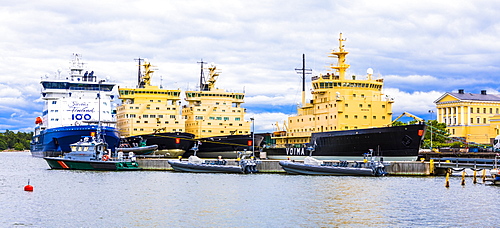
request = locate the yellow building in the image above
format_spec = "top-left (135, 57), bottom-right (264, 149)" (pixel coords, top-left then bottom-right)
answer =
top-left (183, 64), bottom-right (251, 138)
top-left (274, 33), bottom-right (394, 146)
top-left (116, 60), bottom-right (185, 137)
top-left (434, 89), bottom-right (500, 144)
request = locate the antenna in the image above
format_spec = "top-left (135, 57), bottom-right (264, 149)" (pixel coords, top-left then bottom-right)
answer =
top-left (160, 75), bottom-right (163, 89)
top-left (134, 57), bottom-right (144, 88)
top-left (197, 59), bottom-right (207, 91)
top-left (295, 54), bottom-right (312, 107)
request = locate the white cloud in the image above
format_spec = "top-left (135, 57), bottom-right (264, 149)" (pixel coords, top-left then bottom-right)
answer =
top-left (3, 0), bottom-right (500, 132)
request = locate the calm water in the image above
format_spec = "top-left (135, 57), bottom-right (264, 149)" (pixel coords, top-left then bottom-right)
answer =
top-left (1, 152), bottom-right (499, 227)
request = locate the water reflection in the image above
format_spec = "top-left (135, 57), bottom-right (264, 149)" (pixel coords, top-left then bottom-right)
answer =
top-left (1, 152), bottom-right (500, 227)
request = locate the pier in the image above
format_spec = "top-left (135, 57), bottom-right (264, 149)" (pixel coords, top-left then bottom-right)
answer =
top-left (137, 158), bottom-right (433, 175)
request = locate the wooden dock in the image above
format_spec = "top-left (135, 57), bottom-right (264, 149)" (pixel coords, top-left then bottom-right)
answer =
top-left (137, 158), bottom-right (432, 175)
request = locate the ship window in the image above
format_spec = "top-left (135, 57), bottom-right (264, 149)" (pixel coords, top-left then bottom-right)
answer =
top-left (364, 116), bottom-right (367, 119)
top-left (219, 123), bottom-right (223, 125)
top-left (220, 131), bottom-right (224, 133)
top-left (345, 126), bottom-right (348, 129)
top-left (368, 104), bottom-right (371, 108)
top-left (373, 116), bottom-right (376, 119)
top-left (143, 115), bottom-right (148, 118)
top-left (208, 130), bottom-right (212, 132)
top-left (130, 107), bottom-right (134, 109)
top-left (150, 115), bottom-right (156, 118)
top-left (140, 129), bottom-right (144, 131)
top-left (359, 104), bottom-right (362, 108)
top-left (235, 117), bottom-right (241, 121)
top-left (165, 121), bottom-right (169, 124)
top-left (224, 117), bottom-right (229, 121)
top-left (136, 121), bottom-right (140, 123)
top-left (135, 107), bottom-right (139, 109)
top-left (239, 124), bottom-right (243, 126)
top-left (354, 115), bottom-right (358, 119)
top-left (144, 121), bottom-right (148, 123)
top-left (170, 115), bottom-right (176, 118)
top-left (382, 105), bottom-right (385, 108)
top-left (345, 104), bottom-right (348, 107)
top-left (156, 107), bottom-right (160, 110)
top-left (353, 94), bottom-right (356, 97)
top-left (345, 115), bottom-right (348, 119)
top-left (158, 115), bottom-right (163, 118)
top-left (361, 94), bottom-right (365, 98)
top-left (175, 121), bottom-right (179, 124)
top-left (382, 116), bottom-right (386, 119)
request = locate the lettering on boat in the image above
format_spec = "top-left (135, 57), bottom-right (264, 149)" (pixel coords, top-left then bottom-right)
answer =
top-left (286, 147), bottom-right (305, 156)
top-left (68, 102), bottom-right (95, 113)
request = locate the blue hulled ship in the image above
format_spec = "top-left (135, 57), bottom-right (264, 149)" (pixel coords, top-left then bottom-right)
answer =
top-left (30, 54), bottom-right (120, 157)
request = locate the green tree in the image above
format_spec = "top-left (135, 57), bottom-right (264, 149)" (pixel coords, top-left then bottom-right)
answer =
top-left (14, 142), bottom-right (25, 151)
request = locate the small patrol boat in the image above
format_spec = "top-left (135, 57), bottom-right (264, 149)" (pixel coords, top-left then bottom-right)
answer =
top-left (279, 148), bottom-right (386, 176)
top-left (167, 142), bottom-right (259, 173)
top-left (44, 132), bottom-right (141, 171)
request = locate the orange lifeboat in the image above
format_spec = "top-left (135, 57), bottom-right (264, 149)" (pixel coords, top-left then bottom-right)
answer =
top-left (35, 116), bottom-right (43, 124)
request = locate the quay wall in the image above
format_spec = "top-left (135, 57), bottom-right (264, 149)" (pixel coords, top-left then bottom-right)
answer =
top-left (137, 159), bottom-right (430, 175)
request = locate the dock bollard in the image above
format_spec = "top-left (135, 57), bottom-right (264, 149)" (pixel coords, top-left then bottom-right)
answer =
top-left (473, 169), bottom-right (477, 184)
top-left (461, 171), bottom-right (466, 186)
top-left (445, 169), bottom-right (450, 188)
top-left (429, 159), bottom-right (434, 175)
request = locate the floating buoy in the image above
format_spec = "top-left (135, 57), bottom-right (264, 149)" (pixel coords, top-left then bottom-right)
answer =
top-left (24, 179), bottom-right (33, 192)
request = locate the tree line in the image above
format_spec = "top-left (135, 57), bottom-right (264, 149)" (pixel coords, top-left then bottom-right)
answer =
top-left (0, 130), bottom-right (32, 151)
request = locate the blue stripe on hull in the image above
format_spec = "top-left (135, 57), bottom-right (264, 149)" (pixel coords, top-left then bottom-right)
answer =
top-left (30, 125), bottom-right (119, 158)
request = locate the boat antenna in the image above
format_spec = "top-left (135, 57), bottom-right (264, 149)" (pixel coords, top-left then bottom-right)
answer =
top-left (198, 59), bottom-right (207, 91)
top-left (134, 57), bottom-right (144, 88)
top-left (295, 54), bottom-right (312, 107)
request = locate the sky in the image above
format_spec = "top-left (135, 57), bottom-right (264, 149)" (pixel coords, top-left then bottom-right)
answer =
top-left (1, 0), bottom-right (500, 133)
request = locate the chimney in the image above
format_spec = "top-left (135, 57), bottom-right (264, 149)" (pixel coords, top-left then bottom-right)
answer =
top-left (481, 90), bottom-right (487, 95)
top-left (458, 89), bottom-right (464, 94)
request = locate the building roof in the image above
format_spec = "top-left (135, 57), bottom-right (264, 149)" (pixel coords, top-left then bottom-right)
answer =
top-left (435, 92), bottom-right (500, 103)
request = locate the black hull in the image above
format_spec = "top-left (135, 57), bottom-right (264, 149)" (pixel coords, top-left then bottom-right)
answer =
top-left (184, 134), bottom-right (264, 158)
top-left (265, 124), bottom-right (426, 161)
top-left (125, 132), bottom-right (195, 155)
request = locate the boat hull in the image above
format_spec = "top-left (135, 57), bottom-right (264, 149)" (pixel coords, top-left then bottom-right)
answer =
top-left (116, 145), bottom-right (158, 155)
top-left (44, 157), bottom-right (141, 171)
top-left (125, 132), bottom-right (195, 157)
top-left (31, 125), bottom-right (120, 158)
top-left (266, 124), bottom-right (426, 161)
top-left (279, 161), bottom-right (381, 176)
top-left (167, 160), bottom-right (243, 173)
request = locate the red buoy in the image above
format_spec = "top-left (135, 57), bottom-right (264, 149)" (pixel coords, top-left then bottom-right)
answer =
top-left (24, 179), bottom-right (33, 191)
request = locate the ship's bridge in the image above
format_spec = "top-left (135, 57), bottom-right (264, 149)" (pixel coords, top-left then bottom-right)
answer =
top-left (311, 73), bottom-right (383, 94)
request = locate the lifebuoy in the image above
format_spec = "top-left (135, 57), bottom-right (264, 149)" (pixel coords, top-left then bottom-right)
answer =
top-left (102, 155), bottom-right (110, 161)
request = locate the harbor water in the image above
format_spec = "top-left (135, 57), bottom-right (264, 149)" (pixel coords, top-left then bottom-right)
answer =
top-left (1, 152), bottom-right (500, 227)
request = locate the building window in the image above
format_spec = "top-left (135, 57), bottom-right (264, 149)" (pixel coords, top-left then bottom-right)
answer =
top-left (364, 116), bottom-right (367, 119)
top-left (345, 115), bottom-right (348, 119)
top-left (382, 105), bottom-right (385, 108)
top-left (359, 104), bottom-right (363, 108)
top-left (373, 116), bottom-right (377, 119)
top-left (477, 108), bottom-right (480, 113)
top-left (470, 107), bottom-right (473, 113)
top-left (470, 118), bottom-right (473, 124)
top-left (354, 115), bottom-right (358, 119)
top-left (490, 108), bottom-right (493, 114)
top-left (484, 118), bottom-right (487, 124)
